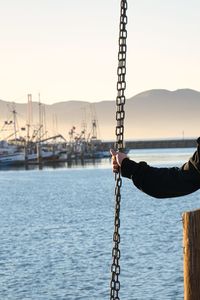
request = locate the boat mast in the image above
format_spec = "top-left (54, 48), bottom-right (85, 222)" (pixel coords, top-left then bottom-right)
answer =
top-left (37, 93), bottom-right (42, 162)
top-left (12, 104), bottom-right (17, 144)
top-left (27, 93), bottom-right (33, 144)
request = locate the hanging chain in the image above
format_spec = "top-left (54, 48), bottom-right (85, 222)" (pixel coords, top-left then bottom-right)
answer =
top-left (110, 1), bottom-right (128, 300)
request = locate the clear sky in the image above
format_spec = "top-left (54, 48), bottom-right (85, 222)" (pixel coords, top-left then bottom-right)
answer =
top-left (1, 0), bottom-right (200, 104)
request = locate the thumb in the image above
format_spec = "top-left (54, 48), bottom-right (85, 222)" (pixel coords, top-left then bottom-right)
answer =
top-left (110, 149), bottom-right (116, 157)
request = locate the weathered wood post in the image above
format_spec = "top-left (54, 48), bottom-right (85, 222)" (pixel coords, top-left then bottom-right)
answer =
top-left (183, 209), bottom-right (200, 300)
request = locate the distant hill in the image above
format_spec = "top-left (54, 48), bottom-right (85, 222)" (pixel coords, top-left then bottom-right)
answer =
top-left (0, 88), bottom-right (200, 140)
top-left (125, 88), bottom-right (200, 140)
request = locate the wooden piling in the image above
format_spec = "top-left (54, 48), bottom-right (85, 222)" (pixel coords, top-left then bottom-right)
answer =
top-left (183, 209), bottom-right (200, 300)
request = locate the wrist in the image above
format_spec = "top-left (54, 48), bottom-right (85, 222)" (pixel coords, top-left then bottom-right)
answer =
top-left (121, 158), bottom-right (138, 179)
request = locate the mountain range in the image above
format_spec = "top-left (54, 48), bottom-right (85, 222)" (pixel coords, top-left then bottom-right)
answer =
top-left (0, 88), bottom-right (199, 141)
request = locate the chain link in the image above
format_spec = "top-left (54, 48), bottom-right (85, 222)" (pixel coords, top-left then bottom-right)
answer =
top-left (110, 1), bottom-right (128, 300)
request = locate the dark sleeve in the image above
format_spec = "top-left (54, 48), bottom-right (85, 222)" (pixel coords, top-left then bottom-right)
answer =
top-left (120, 138), bottom-right (200, 199)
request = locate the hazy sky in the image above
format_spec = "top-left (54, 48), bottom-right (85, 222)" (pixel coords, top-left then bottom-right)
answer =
top-left (1, 0), bottom-right (200, 104)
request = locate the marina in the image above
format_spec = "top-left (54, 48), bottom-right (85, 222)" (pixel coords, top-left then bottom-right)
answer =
top-left (0, 97), bottom-right (111, 168)
top-left (0, 101), bottom-right (196, 169)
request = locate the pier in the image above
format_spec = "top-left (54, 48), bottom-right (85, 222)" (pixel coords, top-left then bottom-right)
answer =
top-left (101, 138), bottom-right (197, 150)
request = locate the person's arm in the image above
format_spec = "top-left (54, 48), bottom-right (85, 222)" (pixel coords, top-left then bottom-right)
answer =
top-left (121, 157), bottom-right (200, 198)
top-left (110, 138), bottom-right (200, 199)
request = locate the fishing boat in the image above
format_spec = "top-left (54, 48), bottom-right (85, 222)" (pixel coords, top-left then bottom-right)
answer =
top-left (0, 140), bottom-right (25, 165)
top-left (0, 152), bottom-right (25, 165)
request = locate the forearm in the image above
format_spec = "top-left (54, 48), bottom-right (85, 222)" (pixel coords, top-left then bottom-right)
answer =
top-left (121, 157), bottom-right (200, 199)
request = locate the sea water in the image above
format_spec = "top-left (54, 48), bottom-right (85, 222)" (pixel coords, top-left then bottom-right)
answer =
top-left (0, 148), bottom-right (200, 300)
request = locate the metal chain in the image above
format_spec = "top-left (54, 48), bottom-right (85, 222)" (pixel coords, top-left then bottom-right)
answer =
top-left (110, 1), bottom-right (128, 300)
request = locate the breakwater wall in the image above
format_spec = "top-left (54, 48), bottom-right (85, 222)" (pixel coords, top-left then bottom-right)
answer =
top-left (101, 138), bottom-right (197, 150)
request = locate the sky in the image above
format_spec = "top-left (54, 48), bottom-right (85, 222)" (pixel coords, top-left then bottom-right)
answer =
top-left (1, 0), bottom-right (200, 104)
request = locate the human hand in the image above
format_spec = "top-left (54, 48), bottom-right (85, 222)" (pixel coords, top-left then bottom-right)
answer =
top-left (110, 149), bottom-right (128, 173)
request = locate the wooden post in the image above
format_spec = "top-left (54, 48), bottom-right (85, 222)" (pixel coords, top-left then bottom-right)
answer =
top-left (183, 209), bottom-right (200, 300)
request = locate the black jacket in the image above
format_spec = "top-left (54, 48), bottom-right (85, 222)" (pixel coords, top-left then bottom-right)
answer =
top-left (121, 138), bottom-right (200, 198)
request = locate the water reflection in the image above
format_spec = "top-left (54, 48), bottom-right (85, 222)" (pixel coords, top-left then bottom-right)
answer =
top-left (0, 157), bottom-right (112, 171)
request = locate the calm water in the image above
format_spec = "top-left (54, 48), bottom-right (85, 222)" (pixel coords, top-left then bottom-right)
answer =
top-left (0, 148), bottom-right (200, 300)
